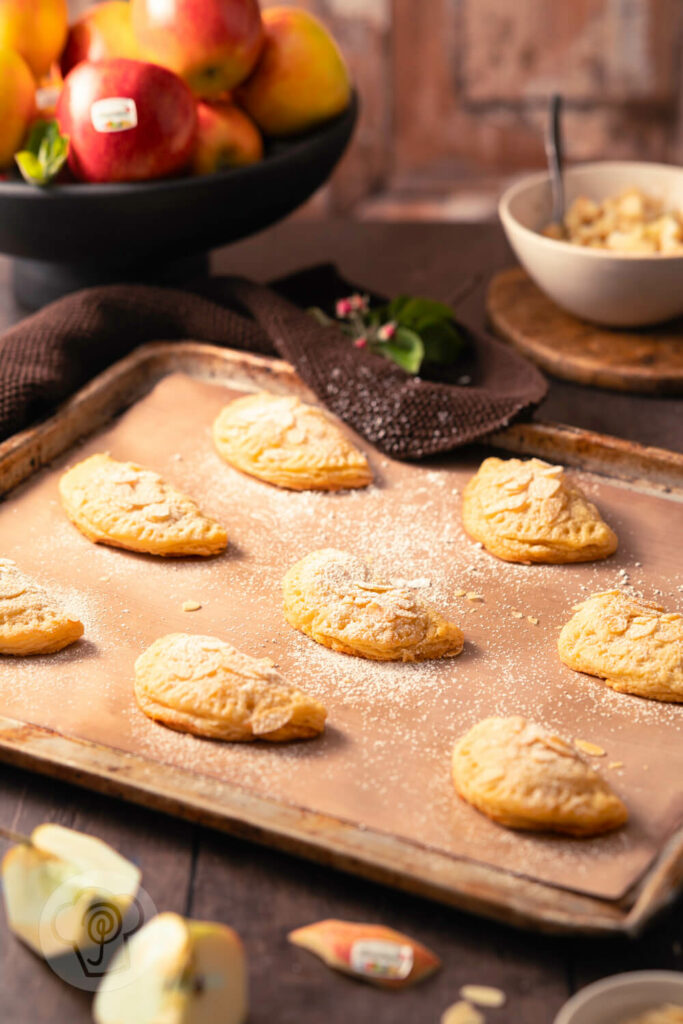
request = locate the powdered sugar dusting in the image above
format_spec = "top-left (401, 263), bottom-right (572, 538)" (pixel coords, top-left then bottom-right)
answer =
top-left (0, 372), bottom-right (681, 902)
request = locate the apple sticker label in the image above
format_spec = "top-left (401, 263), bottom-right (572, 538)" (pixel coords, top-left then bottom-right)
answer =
top-left (36, 86), bottom-right (60, 112)
top-left (90, 98), bottom-right (138, 133)
top-left (349, 939), bottom-right (414, 980)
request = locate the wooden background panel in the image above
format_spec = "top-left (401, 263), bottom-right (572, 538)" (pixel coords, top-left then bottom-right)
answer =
top-left (391, 0), bottom-right (683, 181)
top-left (462, 0), bottom-right (679, 103)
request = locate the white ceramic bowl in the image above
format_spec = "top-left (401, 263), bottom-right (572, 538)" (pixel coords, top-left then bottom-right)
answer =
top-left (499, 161), bottom-right (683, 327)
top-left (554, 970), bottom-right (683, 1024)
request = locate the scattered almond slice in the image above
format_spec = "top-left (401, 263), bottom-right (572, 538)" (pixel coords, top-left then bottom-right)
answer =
top-left (441, 1001), bottom-right (485, 1024)
top-left (454, 589), bottom-right (467, 598)
top-left (608, 761), bottom-right (624, 770)
top-left (460, 985), bottom-right (506, 1008)
top-left (574, 739), bottom-right (606, 757)
top-left (466, 593), bottom-right (483, 602)
top-left (527, 616), bottom-right (539, 625)
top-left (182, 600), bottom-right (202, 612)
top-left (511, 610), bottom-right (523, 619)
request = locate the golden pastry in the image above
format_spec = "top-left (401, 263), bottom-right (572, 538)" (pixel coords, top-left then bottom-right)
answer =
top-left (59, 454), bottom-right (227, 557)
top-left (0, 558), bottom-right (83, 655)
top-left (452, 716), bottom-right (628, 836)
top-left (134, 633), bottom-right (326, 741)
top-left (559, 590), bottom-right (683, 702)
top-left (282, 548), bottom-right (464, 661)
top-left (462, 457), bottom-right (617, 564)
top-left (213, 392), bottom-right (371, 491)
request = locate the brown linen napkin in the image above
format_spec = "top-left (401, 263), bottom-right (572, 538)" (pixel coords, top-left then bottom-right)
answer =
top-left (0, 264), bottom-right (547, 457)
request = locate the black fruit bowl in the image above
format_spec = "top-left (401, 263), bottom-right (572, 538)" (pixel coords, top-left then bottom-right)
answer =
top-left (0, 92), bottom-right (357, 309)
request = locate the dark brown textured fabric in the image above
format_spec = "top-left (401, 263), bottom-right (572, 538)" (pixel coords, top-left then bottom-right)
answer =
top-left (0, 265), bottom-right (547, 457)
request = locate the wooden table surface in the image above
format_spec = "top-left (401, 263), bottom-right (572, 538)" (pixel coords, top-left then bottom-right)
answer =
top-left (0, 222), bottom-right (681, 1024)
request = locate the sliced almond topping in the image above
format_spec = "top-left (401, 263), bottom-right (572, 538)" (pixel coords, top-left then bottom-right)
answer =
top-left (466, 592), bottom-right (483, 602)
top-left (355, 582), bottom-right (394, 593)
top-left (486, 494), bottom-right (528, 515)
top-left (181, 600), bottom-right (201, 612)
top-left (454, 589), bottom-right (467, 598)
top-left (629, 617), bottom-right (657, 639)
top-left (608, 761), bottom-right (624, 770)
top-left (441, 1001), bottom-right (485, 1024)
top-left (527, 616), bottom-right (539, 625)
top-left (606, 614), bottom-right (629, 636)
top-left (574, 739), bottom-right (606, 757)
top-left (395, 577), bottom-right (431, 589)
top-left (529, 476), bottom-right (562, 499)
top-left (511, 610), bottom-right (523, 619)
top-left (460, 985), bottom-right (506, 1008)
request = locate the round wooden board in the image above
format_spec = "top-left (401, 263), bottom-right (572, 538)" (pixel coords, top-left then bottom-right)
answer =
top-left (487, 267), bottom-right (683, 394)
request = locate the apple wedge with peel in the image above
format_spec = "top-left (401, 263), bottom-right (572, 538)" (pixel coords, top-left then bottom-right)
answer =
top-left (288, 919), bottom-right (441, 988)
top-left (93, 912), bottom-right (248, 1024)
top-left (2, 823), bottom-right (141, 959)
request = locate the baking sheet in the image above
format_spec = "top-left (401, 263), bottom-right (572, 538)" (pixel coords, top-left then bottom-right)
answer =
top-left (0, 371), bottom-right (681, 902)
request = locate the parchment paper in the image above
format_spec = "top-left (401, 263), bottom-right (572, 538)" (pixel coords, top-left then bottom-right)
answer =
top-left (0, 372), bottom-right (681, 902)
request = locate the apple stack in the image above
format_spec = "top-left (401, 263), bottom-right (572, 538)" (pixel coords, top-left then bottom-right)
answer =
top-left (0, 0), bottom-right (351, 184)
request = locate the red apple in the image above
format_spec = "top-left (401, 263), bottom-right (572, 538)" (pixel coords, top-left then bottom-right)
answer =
top-left (56, 58), bottom-right (197, 183)
top-left (131, 0), bottom-right (263, 98)
top-left (192, 100), bottom-right (262, 174)
top-left (60, 1), bottom-right (142, 76)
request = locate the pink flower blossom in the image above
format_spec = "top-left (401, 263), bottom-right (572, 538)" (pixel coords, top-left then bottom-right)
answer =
top-left (353, 336), bottom-right (367, 348)
top-left (377, 321), bottom-right (397, 341)
top-left (336, 294), bottom-right (369, 319)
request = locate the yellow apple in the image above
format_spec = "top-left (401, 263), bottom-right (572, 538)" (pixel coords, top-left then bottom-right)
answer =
top-left (0, 48), bottom-right (35, 167)
top-left (93, 912), bottom-right (248, 1024)
top-left (1, 823), bottom-right (141, 959)
top-left (192, 100), bottom-right (263, 174)
top-left (61, 1), bottom-right (142, 76)
top-left (0, 0), bottom-right (68, 79)
top-left (237, 6), bottom-right (351, 137)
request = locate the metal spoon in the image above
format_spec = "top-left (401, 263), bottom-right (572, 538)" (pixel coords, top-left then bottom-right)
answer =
top-left (545, 93), bottom-right (565, 233)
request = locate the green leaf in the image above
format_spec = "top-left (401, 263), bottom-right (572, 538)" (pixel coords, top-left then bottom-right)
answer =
top-left (383, 294), bottom-right (465, 367)
top-left (15, 119), bottom-right (69, 186)
top-left (14, 151), bottom-right (47, 185)
top-left (308, 307), bottom-right (355, 339)
top-left (308, 306), bottom-right (336, 327)
top-left (386, 295), bottom-right (455, 330)
top-left (378, 325), bottom-right (424, 374)
top-left (419, 319), bottom-right (466, 365)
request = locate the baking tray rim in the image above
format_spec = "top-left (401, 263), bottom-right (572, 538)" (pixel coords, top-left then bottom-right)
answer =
top-left (0, 339), bottom-right (681, 937)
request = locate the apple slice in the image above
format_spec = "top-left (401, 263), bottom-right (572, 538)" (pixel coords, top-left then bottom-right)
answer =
top-left (2, 823), bottom-right (141, 959)
top-left (93, 912), bottom-right (248, 1024)
top-left (288, 919), bottom-right (441, 989)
